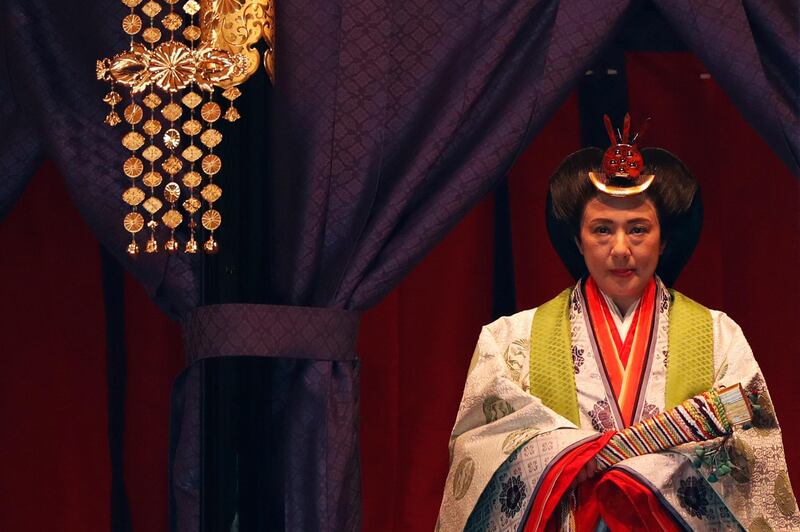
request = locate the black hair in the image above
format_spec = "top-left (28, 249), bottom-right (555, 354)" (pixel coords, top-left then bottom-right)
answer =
top-left (545, 147), bottom-right (703, 286)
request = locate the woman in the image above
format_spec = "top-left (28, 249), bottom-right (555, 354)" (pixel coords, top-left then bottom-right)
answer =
top-left (437, 116), bottom-right (798, 531)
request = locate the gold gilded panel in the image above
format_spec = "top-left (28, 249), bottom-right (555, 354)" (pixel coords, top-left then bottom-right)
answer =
top-left (199, 0), bottom-right (275, 86)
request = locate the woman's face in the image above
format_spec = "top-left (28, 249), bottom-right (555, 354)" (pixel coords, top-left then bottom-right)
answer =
top-left (577, 194), bottom-right (663, 311)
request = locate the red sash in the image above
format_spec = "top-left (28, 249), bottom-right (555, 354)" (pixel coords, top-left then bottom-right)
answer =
top-left (584, 277), bottom-right (656, 427)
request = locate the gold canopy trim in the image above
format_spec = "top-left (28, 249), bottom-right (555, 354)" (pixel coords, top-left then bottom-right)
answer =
top-left (200, 0), bottom-right (276, 86)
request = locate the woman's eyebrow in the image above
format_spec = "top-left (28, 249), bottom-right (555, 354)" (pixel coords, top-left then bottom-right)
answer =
top-left (626, 217), bottom-right (653, 224)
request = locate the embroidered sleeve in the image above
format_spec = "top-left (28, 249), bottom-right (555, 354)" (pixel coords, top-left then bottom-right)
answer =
top-left (439, 310), bottom-right (592, 532)
top-left (703, 312), bottom-right (800, 530)
top-left (595, 387), bottom-right (745, 469)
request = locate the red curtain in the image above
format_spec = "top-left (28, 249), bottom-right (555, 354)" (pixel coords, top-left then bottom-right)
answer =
top-left (0, 52), bottom-right (797, 531)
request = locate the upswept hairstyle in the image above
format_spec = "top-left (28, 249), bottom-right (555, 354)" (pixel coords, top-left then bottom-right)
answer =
top-left (545, 147), bottom-right (703, 286)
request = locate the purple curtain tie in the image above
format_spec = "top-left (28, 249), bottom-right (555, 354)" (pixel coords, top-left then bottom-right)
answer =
top-left (183, 304), bottom-right (361, 363)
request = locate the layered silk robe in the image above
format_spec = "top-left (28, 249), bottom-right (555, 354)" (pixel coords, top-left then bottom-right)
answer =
top-left (438, 278), bottom-right (799, 531)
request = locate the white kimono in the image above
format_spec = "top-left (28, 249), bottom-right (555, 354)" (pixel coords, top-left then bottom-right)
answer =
top-left (437, 280), bottom-right (799, 531)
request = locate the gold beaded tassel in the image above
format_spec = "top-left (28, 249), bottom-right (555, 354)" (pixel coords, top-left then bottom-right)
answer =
top-left (141, 0), bottom-right (164, 253)
top-left (181, 0), bottom-right (203, 254)
top-left (103, 82), bottom-right (123, 126)
top-left (223, 86), bottom-right (241, 123)
top-left (142, 92), bottom-right (165, 253)
top-left (100, 0), bottom-right (249, 256)
top-left (120, 0), bottom-right (147, 256)
top-left (199, 91), bottom-right (223, 253)
top-left (160, 0), bottom-right (185, 254)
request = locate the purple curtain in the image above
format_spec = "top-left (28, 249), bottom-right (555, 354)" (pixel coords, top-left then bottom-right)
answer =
top-left (1, 1), bottom-right (796, 530)
top-left (653, 0), bottom-right (799, 175)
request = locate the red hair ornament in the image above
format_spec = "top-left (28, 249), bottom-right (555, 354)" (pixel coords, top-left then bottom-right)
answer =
top-left (588, 114), bottom-right (655, 197)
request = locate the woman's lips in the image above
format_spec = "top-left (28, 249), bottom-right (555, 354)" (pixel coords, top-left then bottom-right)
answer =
top-left (610, 269), bottom-right (635, 277)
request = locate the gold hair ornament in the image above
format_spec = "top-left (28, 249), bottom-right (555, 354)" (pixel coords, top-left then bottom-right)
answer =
top-left (98, 0), bottom-right (275, 256)
top-left (587, 114), bottom-right (655, 198)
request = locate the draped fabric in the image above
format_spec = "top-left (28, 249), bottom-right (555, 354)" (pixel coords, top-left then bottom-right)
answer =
top-left (652, 0), bottom-right (799, 175)
top-left (0, 0), bottom-right (797, 530)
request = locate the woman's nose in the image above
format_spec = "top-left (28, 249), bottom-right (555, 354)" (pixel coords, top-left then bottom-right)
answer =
top-left (610, 232), bottom-right (631, 259)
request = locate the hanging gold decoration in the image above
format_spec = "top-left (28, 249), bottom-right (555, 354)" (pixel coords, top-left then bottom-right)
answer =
top-left (199, 0), bottom-right (275, 86)
top-left (99, 0), bottom-right (274, 256)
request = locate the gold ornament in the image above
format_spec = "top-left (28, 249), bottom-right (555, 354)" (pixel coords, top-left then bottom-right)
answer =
top-left (182, 145), bottom-right (203, 162)
top-left (143, 196), bottom-right (164, 214)
top-left (163, 155), bottom-right (183, 175)
top-left (163, 128), bottom-right (181, 149)
top-left (200, 101), bottom-right (221, 122)
top-left (183, 25), bottom-right (201, 41)
top-left (101, 0), bottom-right (261, 254)
top-left (123, 157), bottom-right (144, 178)
top-left (142, 144), bottom-right (164, 162)
top-left (181, 91), bottom-right (202, 109)
top-left (145, 237), bottom-right (159, 253)
top-left (222, 86), bottom-right (241, 101)
top-left (161, 102), bottom-right (183, 121)
top-left (122, 131), bottom-right (146, 151)
top-left (164, 238), bottom-right (179, 253)
top-left (183, 197), bottom-right (201, 213)
top-left (104, 91), bottom-right (123, 105)
top-left (141, 1), bottom-right (162, 18)
top-left (127, 241), bottom-right (140, 256)
top-left (164, 182), bottom-right (182, 203)
top-left (182, 119), bottom-right (202, 136)
top-left (162, 209), bottom-right (184, 229)
top-left (124, 212), bottom-right (145, 233)
top-left (185, 237), bottom-right (199, 253)
top-left (142, 171), bottom-right (163, 188)
top-left (183, 1), bottom-right (201, 16)
top-left (182, 171), bottom-right (202, 188)
top-left (200, 182), bottom-right (221, 203)
top-left (199, 0), bottom-right (275, 85)
top-left (143, 92), bottom-right (162, 109)
top-left (142, 27), bottom-right (162, 44)
top-left (200, 128), bottom-right (222, 147)
top-left (203, 236), bottom-right (218, 254)
top-left (151, 42), bottom-right (195, 91)
top-left (224, 106), bottom-right (240, 122)
top-left (105, 111), bottom-right (122, 126)
top-left (122, 14), bottom-right (143, 35)
top-left (142, 119), bottom-right (162, 136)
top-left (162, 13), bottom-right (183, 32)
top-left (123, 187), bottom-right (146, 205)
top-left (201, 154), bottom-right (221, 175)
top-left (124, 103), bottom-right (144, 124)
top-left (201, 209), bottom-right (221, 230)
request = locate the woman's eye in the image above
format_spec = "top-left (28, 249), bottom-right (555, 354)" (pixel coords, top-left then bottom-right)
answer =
top-left (593, 226), bottom-right (610, 235)
top-left (630, 226), bottom-right (648, 235)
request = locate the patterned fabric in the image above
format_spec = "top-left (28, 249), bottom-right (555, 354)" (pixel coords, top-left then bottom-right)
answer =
top-left (665, 290), bottom-right (714, 409)
top-left (439, 282), bottom-right (800, 531)
top-left (183, 304), bottom-right (360, 362)
top-left (584, 277), bottom-right (657, 425)
top-left (529, 288), bottom-right (579, 425)
top-left (596, 390), bottom-right (732, 469)
top-left (464, 433), bottom-right (601, 532)
top-left (652, 0), bottom-right (799, 176)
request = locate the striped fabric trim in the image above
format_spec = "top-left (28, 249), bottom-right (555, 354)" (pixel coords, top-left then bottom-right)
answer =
top-left (584, 277), bottom-right (657, 426)
top-left (596, 390), bottom-right (733, 469)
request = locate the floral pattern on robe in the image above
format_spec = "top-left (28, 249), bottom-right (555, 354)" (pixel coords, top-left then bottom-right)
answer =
top-left (437, 280), bottom-right (799, 532)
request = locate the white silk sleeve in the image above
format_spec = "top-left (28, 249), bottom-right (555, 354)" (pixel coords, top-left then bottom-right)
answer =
top-left (705, 311), bottom-right (800, 530)
top-left (437, 309), bottom-right (595, 532)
